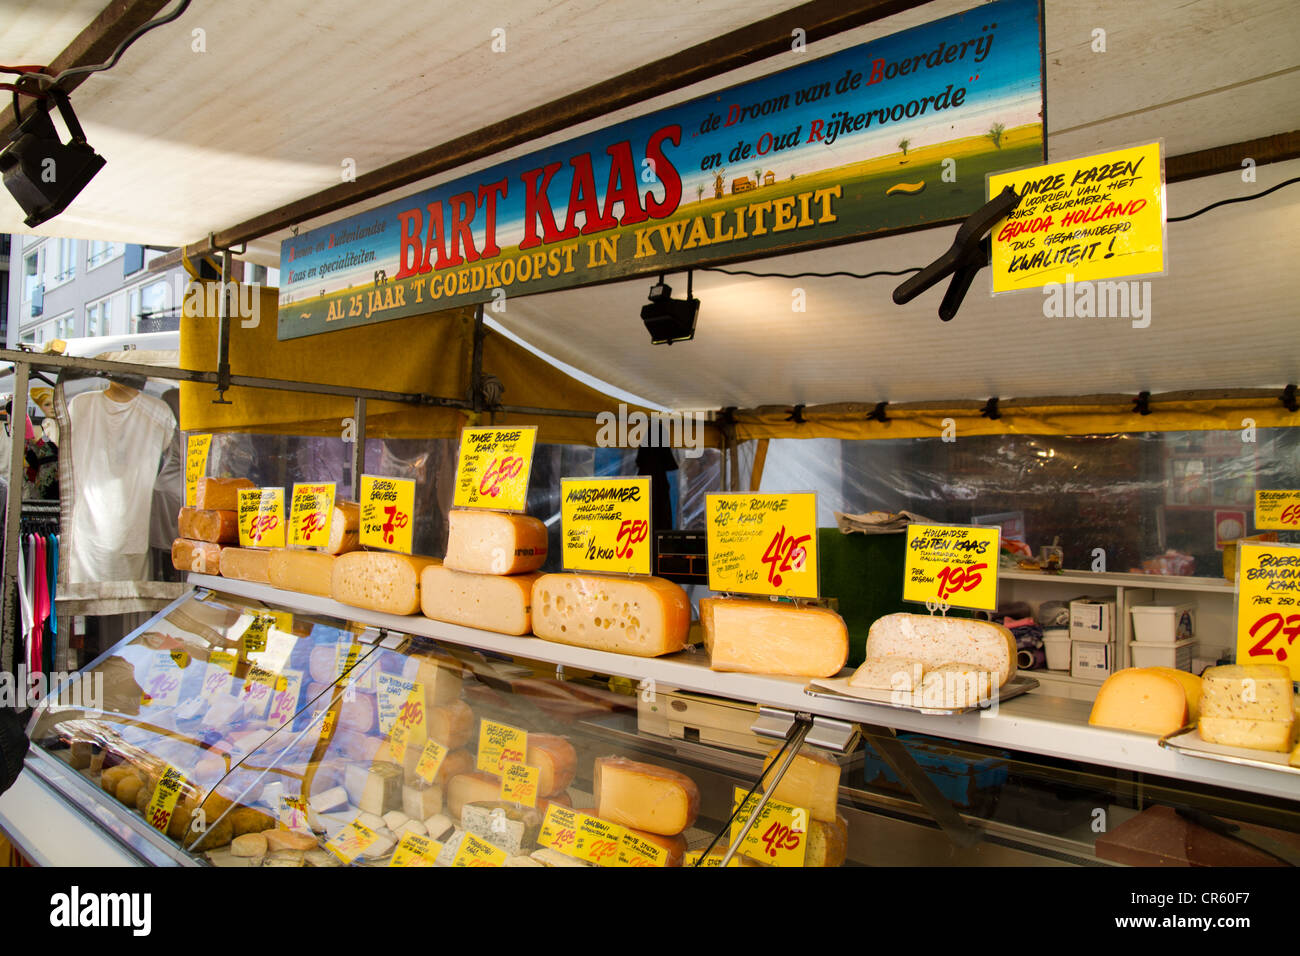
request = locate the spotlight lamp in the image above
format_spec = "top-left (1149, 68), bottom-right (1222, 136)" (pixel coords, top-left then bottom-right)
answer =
top-left (640, 270), bottom-right (700, 345)
top-left (0, 88), bottom-right (106, 227)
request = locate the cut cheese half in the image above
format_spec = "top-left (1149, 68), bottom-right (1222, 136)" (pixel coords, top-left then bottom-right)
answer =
top-left (805, 814), bottom-right (849, 867)
top-left (444, 509), bottom-right (548, 574)
top-left (593, 756), bottom-right (700, 836)
top-left (178, 507), bottom-right (239, 544)
top-left (866, 613), bottom-right (1017, 687)
top-left (446, 771), bottom-right (501, 819)
top-left (532, 573), bottom-right (689, 658)
top-left (426, 700), bottom-right (475, 749)
top-left (848, 656), bottom-right (925, 692)
top-left (325, 500), bottom-right (361, 555)
top-left (268, 549), bottom-right (335, 597)
top-left (172, 538), bottom-right (222, 574)
top-left (525, 734), bottom-right (577, 797)
top-left (219, 547), bottom-right (272, 584)
top-left (331, 551), bottom-right (440, 615)
top-left (195, 477), bottom-right (255, 512)
top-left (702, 598), bottom-right (848, 677)
top-left (1200, 664), bottom-right (1293, 722)
top-left (1089, 668), bottom-right (1189, 736)
top-left (419, 564), bottom-right (539, 636)
top-left (1199, 715), bottom-right (1294, 752)
top-left (919, 663), bottom-right (995, 709)
top-left (761, 747), bottom-right (840, 823)
top-left (1148, 667), bottom-right (1203, 722)
top-left (398, 654), bottom-right (465, 708)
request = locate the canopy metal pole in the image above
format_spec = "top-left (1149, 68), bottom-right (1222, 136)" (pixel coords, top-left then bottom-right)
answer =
top-left (214, 250), bottom-right (233, 404)
top-left (351, 397), bottom-right (366, 501)
top-left (470, 304), bottom-right (485, 413)
top-left (2, 359), bottom-right (31, 672)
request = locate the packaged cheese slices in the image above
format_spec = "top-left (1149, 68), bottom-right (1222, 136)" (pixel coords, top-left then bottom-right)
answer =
top-left (700, 597), bottom-right (848, 677)
top-left (532, 573), bottom-right (690, 657)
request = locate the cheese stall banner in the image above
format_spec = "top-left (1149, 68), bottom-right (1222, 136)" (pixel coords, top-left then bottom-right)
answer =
top-left (278, 0), bottom-right (1044, 339)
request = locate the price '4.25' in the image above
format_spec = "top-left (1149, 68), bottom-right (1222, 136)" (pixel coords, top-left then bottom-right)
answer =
top-left (761, 525), bottom-right (809, 588)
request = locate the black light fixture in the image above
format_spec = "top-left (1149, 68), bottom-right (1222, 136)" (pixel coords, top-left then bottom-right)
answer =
top-left (640, 270), bottom-right (699, 345)
top-left (0, 88), bottom-right (105, 227)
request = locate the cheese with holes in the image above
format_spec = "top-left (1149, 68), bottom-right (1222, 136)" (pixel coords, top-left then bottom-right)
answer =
top-left (1200, 664), bottom-right (1293, 722)
top-left (220, 547), bottom-right (272, 584)
top-left (532, 573), bottom-right (690, 658)
top-left (593, 757), bottom-right (700, 836)
top-left (866, 613), bottom-right (1017, 687)
top-left (761, 747), bottom-right (840, 823)
top-left (446, 772), bottom-right (502, 819)
top-left (849, 656), bottom-right (925, 692)
top-left (173, 538), bottom-right (222, 574)
top-left (919, 663), bottom-right (994, 708)
top-left (1199, 716), bottom-right (1294, 752)
top-left (178, 507), bottom-right (239, 543)
top-left (343, 762), bottom-right (403, 815)
top-left (526, 734), bottom-right (577, 797)
top-left (427, 700), bottom-right (475, 749)
top-left (702, 598), bottom-right (848, 677)
top-left (1090, 668), bottom-right (1189, 735)
top-left (195, 477), bottom-right (256, 511)
top-left (331, 551), bottom-right (440, 615)
top-left (268, 549), bottom-right (335, 596)
top-left (805, 814), bottom-right (848, 867)
top-left (444, 509), bottom-right (548, 574)
top-left (420, 565), bottom-right (539, 635)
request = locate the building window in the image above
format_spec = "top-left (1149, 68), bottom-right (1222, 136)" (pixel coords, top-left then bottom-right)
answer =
top-left (87, 240), bottom-right (123, 270)
top-left (86, 297), bottom-right (113, 336)
top-left (53, 312), bottom-right (76, 340)
top-left (23, 248), bottom-right (41, 301)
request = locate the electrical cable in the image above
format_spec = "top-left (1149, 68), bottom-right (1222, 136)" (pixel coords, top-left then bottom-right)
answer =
top-left (1166, 175), bottom-right (1299, 222)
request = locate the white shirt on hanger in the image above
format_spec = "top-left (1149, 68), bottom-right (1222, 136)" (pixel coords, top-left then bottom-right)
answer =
top-left (67, 387), bottom-right (176, 584)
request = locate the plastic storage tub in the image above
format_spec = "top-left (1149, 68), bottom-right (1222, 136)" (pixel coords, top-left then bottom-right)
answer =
top-left (1042, 628), bottom-right (1071, 670)
top-left (1128, 637), bottom-right (1195, 670)
top-left (1130, 602), bottom-right (1195, 643)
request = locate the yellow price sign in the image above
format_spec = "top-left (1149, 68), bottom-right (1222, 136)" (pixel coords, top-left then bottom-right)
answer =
top-left (414, 739), bottom-right (449, 785)
top-left (376, 674), bottom-right (426, 737)
top-left (453, 426), bottom-right (537, 512)
top-left (452, 833), bottom-right (507, 867)
top-left (499, 762), bottom-right (540, 808)
top-left (236, 487), bottom-right (286, 548)
top-left (389, 832), bottom-right (439, 867)
top-left (903, 523), bottom-right (1000, 612)
top-left (267, 669), bottom-right (304, 726)
top-left (706, 493), bottom-right (819, 598)
top-left (141, 650), bottom-right (184, 708)
top-left (685, 850), bottom-right (748, 867)
top-left (730, 788), bottom-right (809, 867)
top-left (279, 795), bottom-right (312, 835)
top-left (1234, 541), bottom-right (1300, 681)
top-left (560, 477), bottom-right (652, 575)
top-left (538, 804), bottom-right (581, 859)
top-left (289, 482), bottom-right (336, 548)
top-left (616, 829), bottom-right (669, 867)
top-left (144, 766), bottom-right (186, 833)
top-left (184, 434), bottom-right (212, 508)
top-left (318, 708), bottom-right (337, 741)
top-left (240, 663), bottom-right (280, 719)
top-left (989, 141), bottom-right (1165, 292)
top-left (1255, 490), bottom-right (1300, 531)
top-left (200, 650), bottom-right (237, 700)
top-left (572, 813), bottom-right (625, 867)
top-left (325, 819), bottom-right (381, 864)
top-left (359, 475), bottom-right (415, 554)
top-left (476, 719), bottom-right (527, 775)
top-left (239, 613), bottom-right (280, 656)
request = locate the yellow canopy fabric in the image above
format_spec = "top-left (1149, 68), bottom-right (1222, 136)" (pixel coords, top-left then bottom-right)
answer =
top-left (180, 282), bottom-right (720, 447)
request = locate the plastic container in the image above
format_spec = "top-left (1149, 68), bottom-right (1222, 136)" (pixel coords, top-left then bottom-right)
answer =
top-left (1130, 602), bottom-right (1195, 643)
top-left (1042, 628), bottom-right (1071, 670)
top-left (1128, 637), bottom-right (1195, 670)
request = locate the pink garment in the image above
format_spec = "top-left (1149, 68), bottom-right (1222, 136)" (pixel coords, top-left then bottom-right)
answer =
top-left (1003, 616), bottom-right (1037, 629)
top-left (32, 535), bottom-right (48, 676)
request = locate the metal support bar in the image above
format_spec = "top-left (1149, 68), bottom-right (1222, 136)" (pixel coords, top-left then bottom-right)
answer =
top-left (720, 715), bottom-right (811, 866)
top-left (1, 360), bottom-right (30, 671)
top-left (469, 304), bottom-right (485, 413)
top-left (351, 397), bottom-right (366, 501)
top-left (859, 725), bottom-right (982, 849)
top-left (213, 250), bottom-right (233, 404)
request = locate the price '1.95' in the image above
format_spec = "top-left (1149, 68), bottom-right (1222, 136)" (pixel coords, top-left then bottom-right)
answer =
top-left (936, 563), bottom-right (985, 600)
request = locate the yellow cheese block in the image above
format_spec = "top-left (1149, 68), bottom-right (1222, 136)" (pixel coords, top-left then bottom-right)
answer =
top-left (1290, 741), bottom-right (1300, 768)
top-left (1148, 667), bottom-right (1203, 722)
top-left (219, 547), bottom-right (272, 584)
top-left (178, 506), bottom-right (239, 543)
top-left (426, 699), bottom-right (475, 749)
top-left (194, 477), bottom-right (255, 512)
top-left (172, 537), bottom-right (222, 574)
top-left (419, 564), bottom-right (539, 636)
top-left (701, 598), bottom-right (848, 678)
top-left (324, 500), bottom-right (361, 555)
top-left (268, 549), bottom-right (335, 597)
top-left (1200, 664), bottom-right (1293, 722)
top-left (1089, 668), bottom-right (1189, 736)
top-left (444, 509), bottom-right (548, 574)
top-left (526, 734), bottom-right (577, 797)
top-left (532, 573), bottom-right (690, 658)
top-left (866, 613), bottom-right (1017, 687)
top-left (399, 653), bottom-right (465, 709)
top-left (805, 814), bottom-right (848, 867)
top-left (446, 771), bottom-right (502, 819)
top-left (1199, 716), bottom-right (1294, 752)
top-left (761, 747), bottom-right (841, 823)
top-left (593, 756), bottom-right (700, 836)
top-left (331, 551), bottom-right (441, 615)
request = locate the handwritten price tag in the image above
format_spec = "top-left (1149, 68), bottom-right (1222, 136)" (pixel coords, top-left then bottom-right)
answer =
top-left (573, 813), bottom-right (625, 867)
top-left (1234, 541), bottom-right (1300, 680)
top-left (184, 434), bottom-right (212, 508)
top-left (477, 719), bottom-right (527, 775)
top-left (237, 487), bottom-right (286, 548)
top-left (685, 850), bottom-right (749, 867)
top-left (326, 819), bottom-right (381, 864)
top-left (706, 493), bottom-right (819, 598)
top-left (267, 668), bottom-right (304, 726)
top-left (539, 804), bottom-right (581, 859)
top-left (560, 476), bottom-right (652, 575)
top-left (616, 829), bottom-right (669, 867)
top-left (1255, 490), bottom-right (1300, 531)
top-left (414, 739), bottom-right (448, 785)
top-left (142, 650), bottom-right (184, 708)
top-left (452, 833), bottom-right (507, 867)
top-left (200, 650), bottom-right (238, 700)
top-left (376, 674), bottom-right (426, 737)
top-left (290, 482), bottom-right (336, 548)
top-left (499, 762), bottom-right (540, 808)
top-left (903, 523), bottom-right (1000, 612)
top-left (145, 766), bottom-right (186, 833)
top-left (240, 664), bottom-right (280, 719)
top-left (389, 832), bottom-right (439, 867)
top-left (453, 426), bottom-right (538, 512)
top-left (279, 795), bottom-right (312, 835)
top-left (730, 788), bottom-right (808, 867)
top-left (359, 475), bottom-right (415, 554)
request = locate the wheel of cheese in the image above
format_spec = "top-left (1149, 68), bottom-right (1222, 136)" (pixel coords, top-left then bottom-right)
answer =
top-left (178, 507), bottom-right (240, 544)
top-left (308, 646), bottom-right (341, 684)
top-left (324, 500), bottom-right (361, 555)
top-left (702, 597), bottom-right (848, 678)
top-left (593, 756), bottom-right (700, 836)
top-left (848, 656), bottom-right (925, 692)
top-left (172, 538), bottom-right (223, 574)
top-left (219, 547), bottom-right (273, 584)
top-left (525, 734), bottom-right (576, 797)
top-left (399, 654), bottom-right (465, 708)
top-left (617, 822), bottom-right (686, 867)
top-left (445, 771), bottom-right (501, 819)
top-left (419, 565), bottom-right (540, 636)
top-left (760, 747), bottom-right (841, 823)
top-left (337, 692), bottom-right (377, 734)
top-left (532, 573), bottom-right (690, 658)
top-left (331, 551), bottom-right (440, 615)
top-left (805, 814), bottom-right (848, 867)
top-left (865, 613), bottom-right (1017, 687)
top-left (268, 549), bottom-right (336, 597)
top-left (1089, 668), bottom-right (1189, 736)
top-left (426, 700), bottom-right (475, 749)
top-left (195, 477), bottom-right (256, 512)
top-left (443, 509), bottom-right (548, 574)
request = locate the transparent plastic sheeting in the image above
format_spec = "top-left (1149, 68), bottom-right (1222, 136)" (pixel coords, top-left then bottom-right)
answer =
top-left (755, 429), bottom-right (1300, 577)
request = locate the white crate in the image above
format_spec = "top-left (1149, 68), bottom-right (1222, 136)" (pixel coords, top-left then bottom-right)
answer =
top-left (1128, 638), bottom-right (1195, 670)
top-left (1130, 602), bottom-right (1196, 643)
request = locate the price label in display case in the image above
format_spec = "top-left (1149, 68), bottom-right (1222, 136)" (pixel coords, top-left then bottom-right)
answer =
top-left (499, 762), bottom-right (540, 808)
top-left (1234, 540), bottom-right (1300, 680)
top-left (452, 833), bottom-right (506, 867)
top-left (561, 477), bottom-right (652, 575)
top-left (389, 832), bottom-right (439, 867)
top-left (903, 523), bottom-right (1000, 612)
top-left (145, 766), bottom-right (186, 833)
top-left (185, 434), bottom-right (212, 508)
top-left (730, 788), bottom-right (809, 867)
top-left (359, 475), bottom-right (415, 553)
top-left (325, 819), bottom-right (381, 864)
top-left (706, 493), bottom-right (819, 598)
top-left (237, 487), bottom-right (286, 548)
top-left (1255, 490), bottom-right (1300, 530)
top-left (414, 739), bottom-right (448, 785)
top-left (477, 719), bottom-right (527, 774)
top-left (289, 482), bottom-right (336, 547)
top-left (453, 425), bottom-right (537, 512)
